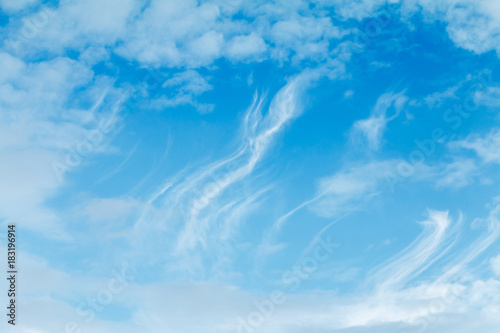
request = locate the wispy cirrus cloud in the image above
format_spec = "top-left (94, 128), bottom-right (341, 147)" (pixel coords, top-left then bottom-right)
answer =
top-left (2, 1), bottom-right (500, 333)
top-left (125, 70), bottom-right (322, 274)
top-left (350, 91), bottom-right (408, 151)
top-left (450, 129), bottom-right (500, 164)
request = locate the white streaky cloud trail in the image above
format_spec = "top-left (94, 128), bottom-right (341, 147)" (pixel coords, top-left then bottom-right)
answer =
top-left (275, 160), bottom-right (398, 228)
top-left (257, 159), bottom-right (402, 258)
top-left (370, 210), bottom-right (461, 291)
top-left (437, 203), bottom-right (500, 283)
top-left (126, 70), bottom-right (319, 272)
top-left (218, 185), bottom-right (273, 242)
top-left (173, 72), bottom-right (315, 253)
top-left (93, 140), bottom-right (141, 186)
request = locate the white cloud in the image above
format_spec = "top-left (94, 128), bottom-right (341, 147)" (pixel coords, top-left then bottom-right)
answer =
top-left (0, 53), bottom-right (122, 238)
top-left (225, 33), bottom-right (267, 61)
top-left (6, 202), bottom-right (500, 333)
top-left (451, 129), bottom-right (500, 164)
top-left (435, 158), bottom-right (477, 188)
top-left (491, 254), bottom-right (500, 276)
top-left (424, 85), bottom-right (460, 108)
top-left (351, 91), bottom-right (408, 151)
top-left (82, 197), bottom-right (141, 222)
top-left (6, 0), bottom-right (137, 56)
top-left (114, 1), bottom-right (225, 67)
top-left (119, 70), bottom-right (324, 275)
top-left (475, 87), bottom-right (500, 107)
top-left (3, 0), bottom-right (352, 70)
top-left (323, 0), bottom-right (500, 57)
top-left (309, 160), bottom-right (398, 218)
top-left (0, 0), bottom-right (39, 12)
top-left (162, 70), bottom-right (213, 95)
top-left (370, 210), bottom-right (456, 291)
top-left (170, 71), bottom-right (317, 253)
top-left (2, 2), bottom-right (500, 332)
top-left (389, 0), bottom-right (500, 57)
top-left (150, 70), bottom-right (215, 113)
top-left (269, 15), bottom-right (344, 63)
top-left (189, 30), bottom-right (225, 62)
top-left (0, 52), bottom-right (25, 82)
top-left (441, 0), bottom-right (500, 56)
top-left (344, 90), bottom-right (354, 98)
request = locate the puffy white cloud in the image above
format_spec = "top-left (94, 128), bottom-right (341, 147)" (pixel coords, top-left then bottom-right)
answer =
top-left (269, 15), bottom-right (344, 63)
top-left (0, 53), bottom-right (122, 238)
top-left (5, 0), bottom-right (137, 55)
top-left (441, 0), bottom-right (500, 56)
top-left (225, 33), bottom-right (267, 61)
top-left (322, 0), bottom-right (500, 57)
top-left (0, 0), bottom-right (39, 12)
top-left (189, 30), bottom-right (225, 61)
top-left (114, 1), bottom-right (225, 67)
top-left (3, 0), bottom-right (352, 70)
top-left (149, 70), bottom-right (215, 113)
top-left (386, 0), bottom-right (500, 57)
top-left (491, 254), bottom-right (500, 277)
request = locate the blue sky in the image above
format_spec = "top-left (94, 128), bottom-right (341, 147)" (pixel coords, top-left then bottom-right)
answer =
top-left (1, 0), bottom-right (500, 332)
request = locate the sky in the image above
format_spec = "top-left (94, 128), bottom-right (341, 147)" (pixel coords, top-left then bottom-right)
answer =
top-left (1, 0), bottom-right (500, 332)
